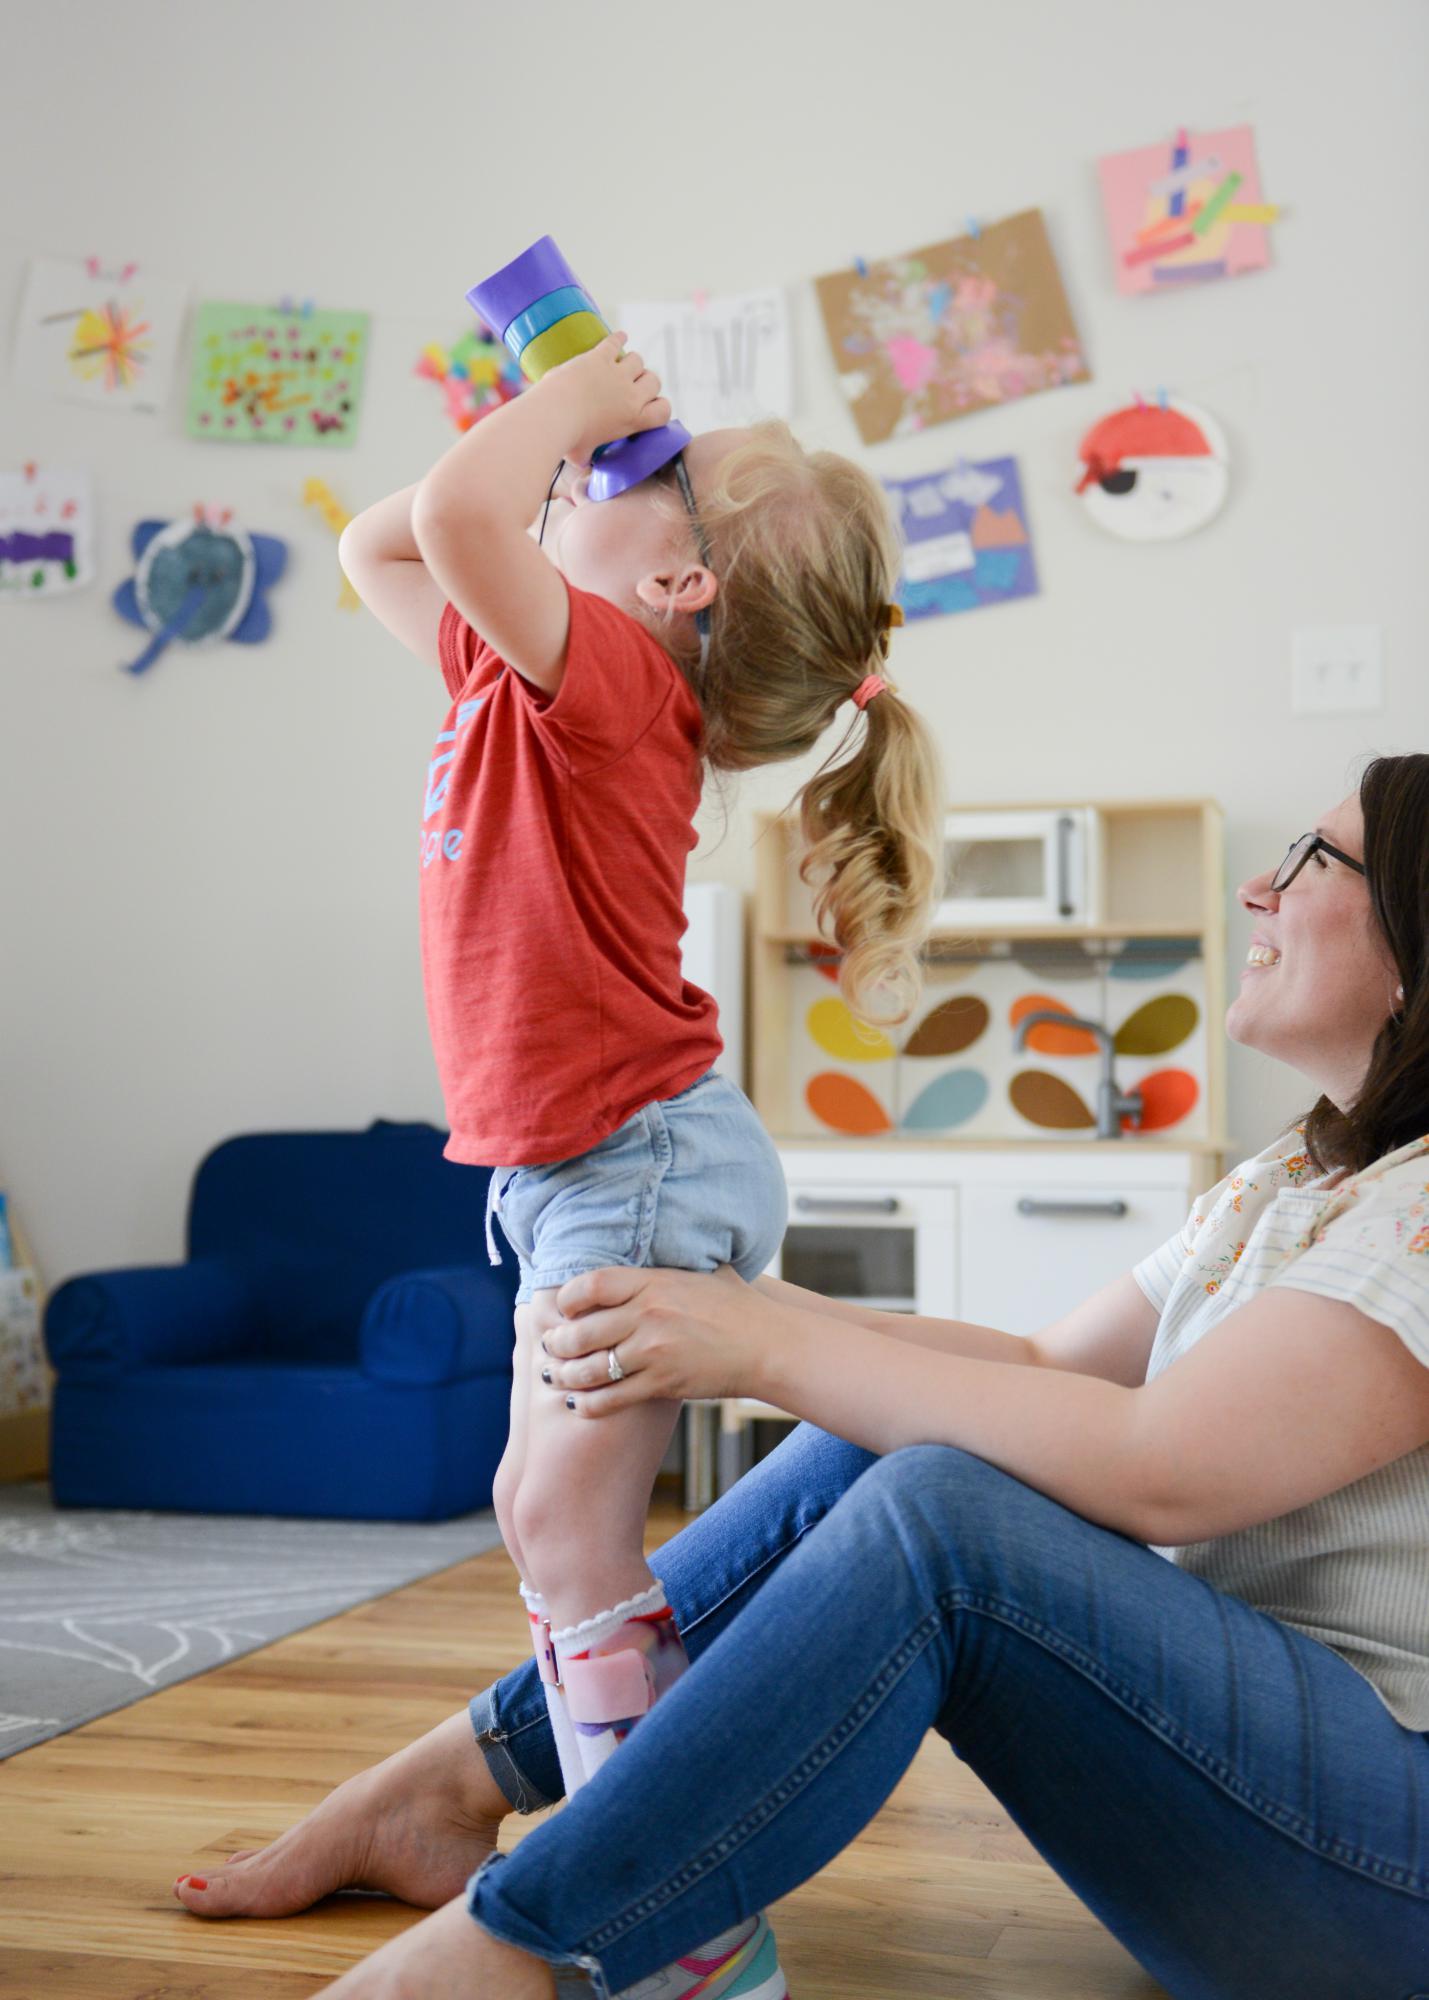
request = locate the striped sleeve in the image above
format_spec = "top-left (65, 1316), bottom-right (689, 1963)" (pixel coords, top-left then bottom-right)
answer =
top-left (1270, 1179), bottom-right (1429, 1367)
top-left (1132, 1227), bottom-right (1192, 1314)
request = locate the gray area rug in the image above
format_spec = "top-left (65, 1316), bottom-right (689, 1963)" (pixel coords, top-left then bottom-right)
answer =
top-left (0, 1483), bottom-right (504, 1759)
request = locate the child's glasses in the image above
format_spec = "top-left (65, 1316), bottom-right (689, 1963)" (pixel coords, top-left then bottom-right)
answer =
top-left (670, 452), bottom-right (713, 671)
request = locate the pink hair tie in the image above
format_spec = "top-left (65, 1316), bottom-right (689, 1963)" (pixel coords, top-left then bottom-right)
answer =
top-left (852, 674), bottom-right (887, 710)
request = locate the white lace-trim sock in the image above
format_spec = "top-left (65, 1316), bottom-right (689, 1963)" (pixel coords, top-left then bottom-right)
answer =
top-left (552, 1579), bottom-right (691, 1785)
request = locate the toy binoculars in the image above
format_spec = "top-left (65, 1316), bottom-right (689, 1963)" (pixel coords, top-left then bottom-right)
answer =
top-left (466, 236), bottom-right (690, 502)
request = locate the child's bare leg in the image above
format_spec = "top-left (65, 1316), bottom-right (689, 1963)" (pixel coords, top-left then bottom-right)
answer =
top-left (513, 1284), bottom-right (683, 1628)
top-left (492, 1301), bottom-right (547, 1579)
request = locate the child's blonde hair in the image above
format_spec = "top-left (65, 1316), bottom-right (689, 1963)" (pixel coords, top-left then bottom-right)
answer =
top-left (643, 420), bottom-right (944, 1028)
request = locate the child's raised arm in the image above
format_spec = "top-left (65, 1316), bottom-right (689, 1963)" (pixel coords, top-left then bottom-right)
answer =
top-left (410, 336), bottom-right (669, 697)
top-left (338, 483), bottom-right (448, 672)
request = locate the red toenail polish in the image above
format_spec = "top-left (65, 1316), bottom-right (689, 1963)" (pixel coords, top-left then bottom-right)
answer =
top-left (187, 1875), bottom-right (208, 1890)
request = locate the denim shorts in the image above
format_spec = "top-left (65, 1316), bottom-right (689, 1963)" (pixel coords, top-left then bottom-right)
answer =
top-left (486, 1069), bottom-right (788, 1306)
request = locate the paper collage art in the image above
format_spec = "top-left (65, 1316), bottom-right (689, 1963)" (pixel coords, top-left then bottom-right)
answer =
top-left (814, 212), bottom-right (1089, 444)
top-left (415, 317), bottom-right (526, 434)
top-left (0, 467), bottom-right (95, 598)
top-left (1098, 127), bottom-right (1276, 295)
top-left (11, 257), bottom-right (187, 414)
top-left (791, 944), bottom-right (1206, 1142)
top-left (614, 289), bottom-right (793, 433)
top-left (1075, 398), bottom-right (1229, 540)
top-left (884, 457), bottom-right (1038, 617)
top-left (185, 302), bottom-right (369, 445)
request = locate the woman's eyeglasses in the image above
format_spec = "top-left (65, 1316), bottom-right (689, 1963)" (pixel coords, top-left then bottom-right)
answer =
top-left (1270, 832), bottom-right (1367, 892)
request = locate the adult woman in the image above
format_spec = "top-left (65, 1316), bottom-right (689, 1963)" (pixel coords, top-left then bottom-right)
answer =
top-left (178, 757), bottom-right (1429, 2000)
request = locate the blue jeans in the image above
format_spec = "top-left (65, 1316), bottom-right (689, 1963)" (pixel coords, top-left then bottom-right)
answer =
top-left (466, 1427), bottom-right (1429, 1999)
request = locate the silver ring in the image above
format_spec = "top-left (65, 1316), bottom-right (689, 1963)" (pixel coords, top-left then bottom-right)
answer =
top-left (606, 1347), bottom-right (626, 1384)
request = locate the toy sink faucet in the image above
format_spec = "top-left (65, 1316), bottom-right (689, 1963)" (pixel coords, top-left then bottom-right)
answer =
top-left (466, 235), bottom-right (691, 502)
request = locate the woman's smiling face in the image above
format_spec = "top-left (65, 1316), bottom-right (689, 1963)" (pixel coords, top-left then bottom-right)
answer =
top-left (1226, 792), bottom-right (1400, 1109)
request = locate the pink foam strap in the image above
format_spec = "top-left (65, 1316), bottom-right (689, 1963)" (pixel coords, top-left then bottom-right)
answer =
top-left (562, 1648), bottom-right (656, 1726)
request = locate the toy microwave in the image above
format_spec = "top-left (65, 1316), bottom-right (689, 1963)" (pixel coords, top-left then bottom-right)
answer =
top-left (935, 808), bottom-right (1103, 929)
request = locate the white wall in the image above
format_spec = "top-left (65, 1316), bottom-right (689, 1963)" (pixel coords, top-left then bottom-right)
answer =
top-left (3, 0), bottom-right (1427, 1283)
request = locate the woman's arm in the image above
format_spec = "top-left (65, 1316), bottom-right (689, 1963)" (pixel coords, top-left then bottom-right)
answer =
top-left (545, 1268), bottom-right (1429, 1545)
top-left (753, 1270), bottom-right (1159, 1386)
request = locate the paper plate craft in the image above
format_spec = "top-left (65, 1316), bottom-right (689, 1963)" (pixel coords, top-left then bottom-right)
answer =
top-left (113, 507), bottom-right (287, 674)
top-left (1098, 126), bottom-right (1280, 296)
top-left (415, 319), bottom-right (526, 433)
top-left (813, 210), bottom-right (1089, 444)
top-left (186, 301), bottom-right (369, 445)
top-left (0, 464), bottom-right (95, 598)
top-left (1074, 398), bottom-right (1228, 541)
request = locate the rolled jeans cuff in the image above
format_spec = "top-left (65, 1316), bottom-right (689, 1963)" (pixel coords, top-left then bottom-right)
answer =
top-left (467, 1853), bottom-right (611, 1997)
top-left (468, 1678), bottom-right (558, 1815)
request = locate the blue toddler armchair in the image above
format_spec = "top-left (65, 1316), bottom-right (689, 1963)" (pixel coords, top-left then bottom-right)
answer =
top-left (43, 1121), bottom-right (519, 1521)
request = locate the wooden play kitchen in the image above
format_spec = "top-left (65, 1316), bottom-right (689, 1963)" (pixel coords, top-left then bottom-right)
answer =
top-left (684, 797), bottom-right (1228, 1507)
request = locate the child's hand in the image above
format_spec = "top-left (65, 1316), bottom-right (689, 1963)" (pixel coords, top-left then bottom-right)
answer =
top-left (541, 333), bottom-right (672, 468)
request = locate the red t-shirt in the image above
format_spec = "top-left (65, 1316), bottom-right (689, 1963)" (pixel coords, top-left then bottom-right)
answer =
top-left (419, 579), bottom-right (722, 1167)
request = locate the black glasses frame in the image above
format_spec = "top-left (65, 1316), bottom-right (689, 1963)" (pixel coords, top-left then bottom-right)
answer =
top-left (1270, 832), bottom-right (1367, 892)
top-left (670, 452), bottom-right (713, 669)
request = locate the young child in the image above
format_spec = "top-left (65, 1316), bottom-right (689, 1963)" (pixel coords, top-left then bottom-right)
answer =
top-left (339, 331), bottom-right (943, 1997)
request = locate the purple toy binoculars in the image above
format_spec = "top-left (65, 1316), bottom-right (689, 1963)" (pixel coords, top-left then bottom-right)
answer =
top-left (465, 236), bottom-right (690, 502)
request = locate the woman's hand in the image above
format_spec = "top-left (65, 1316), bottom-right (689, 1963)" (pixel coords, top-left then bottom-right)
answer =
top-left (543, 1265), bottom-right (791, 1416)
top-left (538, 332), bottom-right (672, 469)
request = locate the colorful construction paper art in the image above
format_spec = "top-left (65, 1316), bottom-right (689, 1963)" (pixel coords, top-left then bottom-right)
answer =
top-left (301, 479), bottom-right (362, 610)
top-left (884, 457), bottom-right (1038, 617)
top-left (186, 302), bottom-right (369, 445)
top-left (0, 465), bottom-right (94, 598)
top-left (813, 212), bottom-right (1089, 444)
top-left (415, 318), bottom-right (525, 433)
top-left (10, 256), bottom-right (187, 414)
top-left (1098, 126), bottom-right (1279, 296)
top-left (113, 507), bottom-right (287, 674)
top-left (614, 289), bottom-right (793, 433)
top-left (1075, 398), bottom-right (1229, 541)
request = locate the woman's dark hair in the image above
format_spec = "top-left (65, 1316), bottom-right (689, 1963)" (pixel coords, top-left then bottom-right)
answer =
top-left (1302, 753), bottom-right (1429, 1174)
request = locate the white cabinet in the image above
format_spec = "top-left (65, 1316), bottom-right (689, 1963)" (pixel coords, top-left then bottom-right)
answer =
top-left (958, 1181), bottom-right (1189, 1336)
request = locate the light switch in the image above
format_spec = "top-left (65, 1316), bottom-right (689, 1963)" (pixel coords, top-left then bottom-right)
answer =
top-left (1291, 625), bottom-right (1384, 714)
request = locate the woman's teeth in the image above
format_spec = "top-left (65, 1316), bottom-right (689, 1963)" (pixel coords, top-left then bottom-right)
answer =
top-left (1246, 945), bottom-right (1281, 967)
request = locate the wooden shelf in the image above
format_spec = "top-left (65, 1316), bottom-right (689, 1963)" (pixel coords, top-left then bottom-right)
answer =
top-left (772, 922), bottom-right (1205, 947)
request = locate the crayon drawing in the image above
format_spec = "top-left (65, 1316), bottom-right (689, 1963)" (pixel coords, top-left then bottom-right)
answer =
top-left (0, 467), bottom-right (95, 599)
top-left (10, 257), bottom-right (187, 414)
top-left (186, 301), bottom-right (370, 446)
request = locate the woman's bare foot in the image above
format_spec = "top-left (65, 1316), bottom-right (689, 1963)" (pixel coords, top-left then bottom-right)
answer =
top-left (173, 1710), bottom-right (512, 1918)
top-left (314, 1893), bottom-right (557, 1998)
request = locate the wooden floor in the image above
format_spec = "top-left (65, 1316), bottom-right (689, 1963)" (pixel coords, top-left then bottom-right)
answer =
top-left (0, 1495), bottom-right (1164, 1998)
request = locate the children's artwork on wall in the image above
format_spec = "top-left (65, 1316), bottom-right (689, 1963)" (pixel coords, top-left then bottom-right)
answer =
top-left (414, 319), bottom-right (525, 433)
top-left (884, 456), bottom-right (1038, 618)
top-left (0, 465), bottom-right (94, 598)
top-left (10, 256), bottom-right (187, 414)
top-left (1075, 397), bottom-right (1229, 540)
top-left (1098, 126), bottom-right (1279, 295)
top-left (113, 507), bottom-right (288, 674)
top-left (614, 289), bottom-right (792, 433)
top-left (813, 212), bottom-right (1089, 444)
top-left (186, 302), bottom-right (369, 445)
top-left (301, 479), bottom-right (361, 610)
